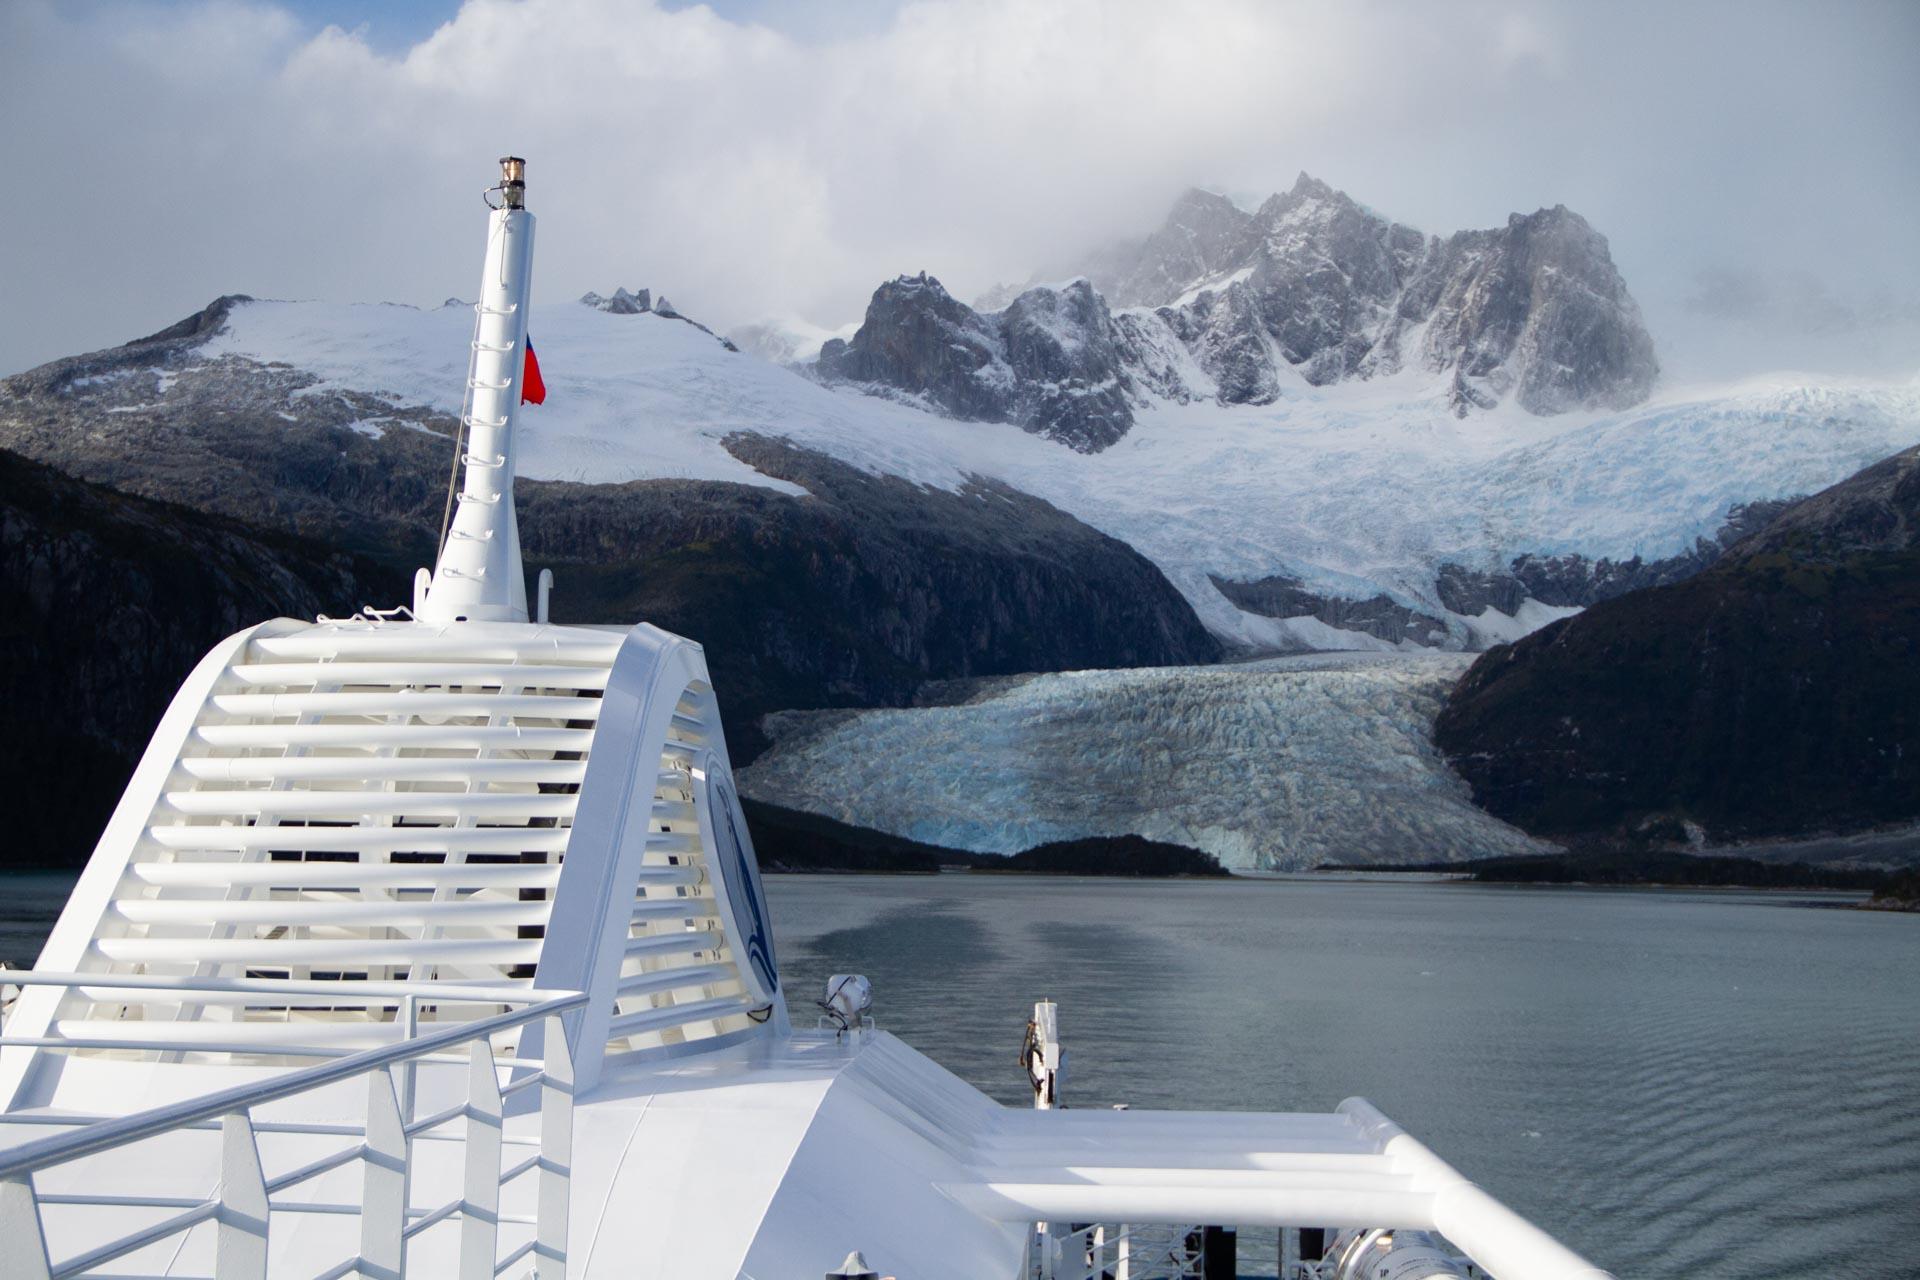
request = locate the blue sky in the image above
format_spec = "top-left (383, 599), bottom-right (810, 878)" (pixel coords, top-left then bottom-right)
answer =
top-left (278, 0), bottom-right (901, 50)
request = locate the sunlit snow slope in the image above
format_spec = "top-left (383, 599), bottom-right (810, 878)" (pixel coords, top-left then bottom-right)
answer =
top-left (208, 299), bottom-right (1920, 650)
top-left (737, 654), bottom-right (1551, 870)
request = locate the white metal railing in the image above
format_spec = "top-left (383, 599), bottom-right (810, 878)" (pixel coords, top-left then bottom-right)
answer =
top-left (0, 976), bottom-right (584, 1280)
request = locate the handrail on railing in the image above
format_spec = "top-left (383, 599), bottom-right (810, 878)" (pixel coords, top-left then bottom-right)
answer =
top-left (0, 975), bottom-right (585, 1280)
top-left (0, 983), bottom-right (582, 1179)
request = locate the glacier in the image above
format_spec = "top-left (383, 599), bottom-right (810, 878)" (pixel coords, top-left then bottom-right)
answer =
top-left (736, 653), bottom-right (1555, 871)
top-left (203, 297), bottom-right (1920, 650)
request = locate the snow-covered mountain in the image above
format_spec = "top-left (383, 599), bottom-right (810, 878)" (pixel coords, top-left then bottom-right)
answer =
top-left (939, 174), bottom-right (1660, 425)
top-left (6, 292), bottom-right (1916, 656)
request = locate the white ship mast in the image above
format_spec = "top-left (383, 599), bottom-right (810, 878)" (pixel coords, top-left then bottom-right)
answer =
top-left (420, 156), bottom-right (535, 625)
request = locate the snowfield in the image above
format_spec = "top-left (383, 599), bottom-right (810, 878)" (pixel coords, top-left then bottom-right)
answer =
top-left (206, 298), bottom-right (1920, 650)
top-left (737, 653), bottom-right (1553, 871)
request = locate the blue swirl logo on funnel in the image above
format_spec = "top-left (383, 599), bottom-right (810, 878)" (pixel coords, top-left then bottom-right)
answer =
top-left (706, 768), bottom-right (778, 999)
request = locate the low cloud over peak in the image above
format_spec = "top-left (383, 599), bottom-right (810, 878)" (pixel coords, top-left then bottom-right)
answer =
top-left (4, 0), bottom-right (1916, 381)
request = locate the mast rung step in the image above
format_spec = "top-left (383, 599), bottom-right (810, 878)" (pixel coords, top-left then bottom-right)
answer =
top-left (606, 995), bottom-right (749, 1041)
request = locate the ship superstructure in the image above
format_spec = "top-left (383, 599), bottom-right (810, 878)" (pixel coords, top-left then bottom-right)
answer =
top-left (0, 160), bottom-right (1614, 1280)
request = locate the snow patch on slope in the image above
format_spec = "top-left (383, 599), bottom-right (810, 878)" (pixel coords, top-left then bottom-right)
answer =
top-left (737, 653), bottom-right (1553, 870)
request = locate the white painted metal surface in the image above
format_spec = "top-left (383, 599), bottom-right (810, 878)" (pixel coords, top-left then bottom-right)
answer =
top-left (420, 160), bottom-right (536, 626)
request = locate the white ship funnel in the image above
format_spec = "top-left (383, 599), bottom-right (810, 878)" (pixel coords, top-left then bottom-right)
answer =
top-left (420, 156), bottom-right (536, 624)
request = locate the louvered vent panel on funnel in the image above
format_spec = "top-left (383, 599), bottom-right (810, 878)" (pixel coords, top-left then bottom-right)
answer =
top-left (58, 622), bottom-right (622, 1058)
top-left (602, 682), bottom-right (759, 1057)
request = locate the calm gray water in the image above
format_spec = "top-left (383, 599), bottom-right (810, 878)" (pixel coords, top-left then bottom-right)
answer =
top-left (765, 874), bottom-right (1920, 1280)
top-left (5, 872), bottom-right (1916, 1277)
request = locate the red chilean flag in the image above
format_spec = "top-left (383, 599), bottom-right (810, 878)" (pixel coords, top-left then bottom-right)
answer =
top-left (521, 339), bottom-right (547, 405)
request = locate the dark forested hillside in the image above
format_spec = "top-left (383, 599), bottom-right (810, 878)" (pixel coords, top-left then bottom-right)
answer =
top-left (0, 447), bottom-right (408, 866)
top-left (1436, 444), bottom-right (1920, 846)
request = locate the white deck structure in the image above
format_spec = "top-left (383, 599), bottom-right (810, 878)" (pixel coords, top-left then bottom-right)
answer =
top-left (0, 160), bottom-right (1614, 1280)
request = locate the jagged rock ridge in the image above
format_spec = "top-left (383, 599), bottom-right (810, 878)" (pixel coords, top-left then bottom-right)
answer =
top-left (815, 273), bottom-right (1132, 452)
top-left (1100, 174), bottom-right (1657, 415)
top-left (815, 177), bottom-right (1655, 451)
top-left (580, 286), bottom-right (737, 349)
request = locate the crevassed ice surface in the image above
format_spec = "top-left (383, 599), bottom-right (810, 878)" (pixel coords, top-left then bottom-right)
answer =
top-left (204, 300), bottom-right (1920, 649)
top-left (738, 653), bottom-right (1547, 869)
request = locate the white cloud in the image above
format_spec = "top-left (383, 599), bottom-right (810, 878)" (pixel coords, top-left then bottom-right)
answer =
top-left (3, 0), bottom-right (1916, 379)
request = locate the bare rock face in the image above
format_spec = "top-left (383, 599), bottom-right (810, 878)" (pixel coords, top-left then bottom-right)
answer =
top-left (1080, 187), bottom-right (1256, 309)
top-left (816, 273), bottom-right (1132, 452)
top-left (1241, 175), bottom-right (1431, 386)
top-left (1209, 572), bottom-right (1451, 646)
top-left (1412, 207), bottom-right (1659, 414)
top-left (580, 285), bottom-right (651, 314)
top-left (882, 177), bottom-right (1655, 433)
top-left (1073, 174), bottom-right (1658, 415)
top-left (1157, 281), bottom-right (1281, 405)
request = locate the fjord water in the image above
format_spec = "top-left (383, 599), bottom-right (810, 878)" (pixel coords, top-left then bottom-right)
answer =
top-left (767, 875), bottom-right (1920, 1280)
top-left (4, 874), bottom-right (1914, 1277)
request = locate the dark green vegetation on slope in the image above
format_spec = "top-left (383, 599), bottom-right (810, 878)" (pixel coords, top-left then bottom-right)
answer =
top-left (0, 447), bottom-right (408, 868)
top-left (1869, 869), bottom-right (1920, 911)
top-left (743, 798), bottom-right (1227, 876)
top-left (988, 835), bottom-right (1230, 877)
top-left (1437, 444), bottom-right (1920, 848)
top-left (1329, 850), bottom-right (1893, 891)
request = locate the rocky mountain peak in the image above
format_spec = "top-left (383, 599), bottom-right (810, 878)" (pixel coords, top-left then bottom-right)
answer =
top-left (1419, 203), bottom-right (1657, 413)
top-left (815, 273), bottom-right (1132, 452)
top-left (1075, 177), bottom-right (1655, 415)
top-left (1082, 188), bottom-right (1256, 309)
top-left (816, 178), bottom-right (1656, 445)
top-left (581, 286), bottom-right (652, 314)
